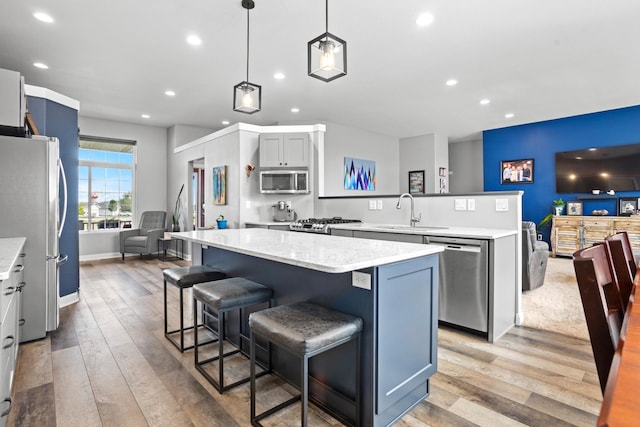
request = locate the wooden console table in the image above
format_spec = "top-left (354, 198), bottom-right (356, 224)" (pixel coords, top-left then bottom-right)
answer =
top-left (597, 272), bottom-right (640, 425)
top-left (551, 215), bottom-right (640, 257)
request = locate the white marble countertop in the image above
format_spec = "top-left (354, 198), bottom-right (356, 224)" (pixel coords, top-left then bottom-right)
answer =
top-left (245, 221), bottom-right (293, 226)
top-left (329, 223), bottom-right (517, 240)
top-left (0, 237), bottom-right (26, 280)
top-left (171, 229), bottom-right (442, 273)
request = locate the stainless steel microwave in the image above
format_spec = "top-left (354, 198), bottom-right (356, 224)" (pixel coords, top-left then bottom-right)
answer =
top-left (260, 170), bottom-right (309, 194)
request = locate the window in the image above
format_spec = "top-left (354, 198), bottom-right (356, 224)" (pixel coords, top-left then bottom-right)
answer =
top-left (78, 136), bottom-right (135, 231)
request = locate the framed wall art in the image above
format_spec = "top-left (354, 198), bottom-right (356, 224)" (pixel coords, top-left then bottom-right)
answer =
top-left (344, 157), bottom-right (376, 190)
top-left (618, 197), bottom-right (638, 216)
top-left (212, 165), bottom-right (227, 205)
top-left (408, 170), bottom-right (424, 194)
top-left (566, 201), bottom-right (583, 216)
top-left (500, 158), bottom-right (534, 184)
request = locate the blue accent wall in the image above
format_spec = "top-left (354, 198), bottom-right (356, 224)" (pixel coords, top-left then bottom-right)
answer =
top-left (483, 105), bottom-right (640, 241)
top-left (28, 96), bottom-right (79, 297)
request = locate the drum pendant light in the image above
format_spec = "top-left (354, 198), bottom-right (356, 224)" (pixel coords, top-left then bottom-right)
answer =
top-left (233, 0), bottom-right (261, 113)
top-left (307, 0), bottom-right (347, 82)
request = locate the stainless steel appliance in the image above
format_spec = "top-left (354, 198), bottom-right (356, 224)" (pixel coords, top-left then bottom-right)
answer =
top-left (289, 217), bottom-right (361, 234)
top-left (260, 170), bottom-right (309, 194)
top-left (424, 236), bottom-right (488, 333)
top-left (272, 201), bottom-right (296, 222)
top-left (0, 135), bottom-right (68, 341)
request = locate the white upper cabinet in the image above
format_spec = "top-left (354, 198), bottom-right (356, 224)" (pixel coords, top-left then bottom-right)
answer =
top-left (259, 133), bottom-right (309, 168)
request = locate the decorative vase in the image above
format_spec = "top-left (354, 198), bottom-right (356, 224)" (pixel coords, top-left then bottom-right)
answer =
top-left (217, 220), bottom-right (227, 229)
top-left (554, 206), bottom-right (564, 216)
top-left (172, 224), bottom-right (180, 232)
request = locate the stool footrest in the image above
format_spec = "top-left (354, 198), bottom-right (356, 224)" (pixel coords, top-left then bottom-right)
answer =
top-left (252, 395), bottom-right (301, 427)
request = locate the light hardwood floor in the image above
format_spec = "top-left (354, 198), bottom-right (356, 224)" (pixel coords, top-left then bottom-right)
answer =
top-left (7, 257), bottom-right (601, 426)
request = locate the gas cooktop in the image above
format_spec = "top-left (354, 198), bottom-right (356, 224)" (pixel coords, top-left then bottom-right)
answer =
top-left (289, 217), bottom-right (361, 234)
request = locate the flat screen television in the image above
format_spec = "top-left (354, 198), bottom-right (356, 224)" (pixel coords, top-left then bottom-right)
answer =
top-left (555, 142), bottom-right (640, 193)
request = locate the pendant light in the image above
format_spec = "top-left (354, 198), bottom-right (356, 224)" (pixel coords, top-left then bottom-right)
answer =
top-left (307, 0), bottom-right (347, 82)
top-left (233, 0), bottom-right (261, 114)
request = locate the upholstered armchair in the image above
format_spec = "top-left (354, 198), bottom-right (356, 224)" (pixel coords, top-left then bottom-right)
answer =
top-left (522, 221), bottom-right (550, 290)
top-left (120, 211), bottom-right (167, 260)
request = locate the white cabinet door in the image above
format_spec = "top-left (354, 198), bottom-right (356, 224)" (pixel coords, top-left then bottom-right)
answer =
top-left (282, 134), bottom-right (309, 167)
top-left (259, 134), bottom-right (284, 167)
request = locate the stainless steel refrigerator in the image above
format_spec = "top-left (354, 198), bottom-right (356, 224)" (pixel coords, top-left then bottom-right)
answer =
top-left (0, 134), bottom-right (67, 342)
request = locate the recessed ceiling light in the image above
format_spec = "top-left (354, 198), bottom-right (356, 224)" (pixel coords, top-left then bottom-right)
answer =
top-left (480, 99), bottom-right (490, 105)
top-left (291, 108), bottom-right (300, 113)
top-left (186, 35), bottom-right (202, 46)
top-left (416, 12), bottom-right (434, 27)
top-left (222, 120), bottom-right (230, 125)
top-left (588, 148), bottom-right (597, 151)
top-left (33, 62), bottom-right (49, 69)
top-left (165, 90), bottom-right (176, 96)
top-left (505, 113), bottom-right (514, 118)
top-left (445, 79), bottom-right (457, 86)
top-left (141, 114), bottom-right (150, 119)
top-left (33, 12), bottom-right (53, 23)
top-left (274, 72), bottom-right (285, 80)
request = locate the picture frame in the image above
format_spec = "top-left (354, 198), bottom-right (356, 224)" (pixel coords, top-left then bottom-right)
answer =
top-left (408, 170), bottom-right (425, 194)
top-left (438, 167), bottom-right (446, 177)
top-left (212, 165), bottom-right (227, 205)
top-left (566, 201), bottom-right (583, 216)
top-left (618, 197), bottom-right (639, 216)
top-left (500, 158), bottom-right (534, 184)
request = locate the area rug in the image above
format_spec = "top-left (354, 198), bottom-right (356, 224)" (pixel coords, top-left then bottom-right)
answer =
top-left (521, 256), bottom-right (590, 340)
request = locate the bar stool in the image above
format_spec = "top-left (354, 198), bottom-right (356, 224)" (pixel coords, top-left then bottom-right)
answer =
top-left (193, 277), bottom-right (273, 393)
top-left (163, 265), bottom-right (227, 352)
top-left (249, 301), bottom-right (362, 427)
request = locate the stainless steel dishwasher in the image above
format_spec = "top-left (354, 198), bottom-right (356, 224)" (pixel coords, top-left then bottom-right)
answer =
top-left (425, 236), bottom-right (489, 333)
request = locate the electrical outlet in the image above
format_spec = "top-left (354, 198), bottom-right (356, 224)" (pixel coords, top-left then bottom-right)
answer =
top-left (467, 199), bottom-right (475, 211)
top-left (377, 200), bottom-right (383, 210)
top-left (352, 271), bottom-right (371, 290)
top-left (245, 200), bottom-right (251, 208)
top-left (454, 199), bottom-right (467, 211)
top-left (368, 200), bottom-right (377, 210)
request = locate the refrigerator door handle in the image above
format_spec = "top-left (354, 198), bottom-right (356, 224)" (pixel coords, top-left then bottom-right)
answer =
top-left (56, 253), bottom-right (68, 266)
top-left (58, 158), bottom-right (68, 238)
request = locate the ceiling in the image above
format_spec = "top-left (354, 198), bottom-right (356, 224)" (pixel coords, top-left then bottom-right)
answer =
top-left (1, 0), bottom-right (639, 142)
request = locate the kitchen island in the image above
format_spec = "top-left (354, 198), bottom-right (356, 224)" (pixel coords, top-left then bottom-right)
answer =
top-left (172, 228), bottom-right (443, 426)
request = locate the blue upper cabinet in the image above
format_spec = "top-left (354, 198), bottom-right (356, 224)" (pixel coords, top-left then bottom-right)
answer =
top-left (26, 88), bottom-right (79, 298)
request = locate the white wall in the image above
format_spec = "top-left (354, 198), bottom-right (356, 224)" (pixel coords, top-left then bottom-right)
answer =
top-left (399, 133), bottom-right (449, 194)
top-left (79, 117), bottom-right (168, 260)
top-left (321, 121), bottom-right (399, 196)
top-left (449, 139), bottom-right (483, 193)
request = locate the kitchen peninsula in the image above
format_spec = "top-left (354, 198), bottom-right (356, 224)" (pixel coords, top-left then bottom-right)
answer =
top-left (172, 228), bottom-right (443, 426)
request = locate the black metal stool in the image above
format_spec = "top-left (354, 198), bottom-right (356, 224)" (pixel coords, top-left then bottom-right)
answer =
top-left (163, 265), bottom-right (227, 352)
top-left (249, 301), bottom-right (362, 427)
top-left (193, 277), bottom-right (273, 394)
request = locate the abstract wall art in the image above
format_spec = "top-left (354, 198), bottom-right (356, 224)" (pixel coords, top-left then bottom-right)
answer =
top-left (344, 157), bottom-right (376, 190)
top-left (212, 165), bottom-right (227, 205)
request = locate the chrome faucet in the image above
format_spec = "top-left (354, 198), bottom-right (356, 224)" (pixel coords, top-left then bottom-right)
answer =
top-left (396, 193), bottom-right (422, 227)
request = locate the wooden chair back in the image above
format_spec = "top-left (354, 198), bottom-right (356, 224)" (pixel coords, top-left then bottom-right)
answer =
top-left (605, 232), bottom-right (637, 309)
top-left (573, 243), bottom-right (625, 393)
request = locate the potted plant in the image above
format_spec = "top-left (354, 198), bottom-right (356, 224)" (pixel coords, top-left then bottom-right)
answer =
top-left (552, 198), bottom-right (565, 216)
top-left (172, 184), bottom-right (184, 232)
top-left (216, 215), bottom-right (227, 229)
top-left (537, 198), bottom-right (566, 232)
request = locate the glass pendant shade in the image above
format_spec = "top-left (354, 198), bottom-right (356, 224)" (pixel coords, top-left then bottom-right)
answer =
top-left (234, 81), bottom-right (261, 114)
top-left (308, 32), bottom-right (347, 82)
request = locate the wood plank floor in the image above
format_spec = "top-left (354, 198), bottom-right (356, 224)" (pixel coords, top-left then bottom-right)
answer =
top-left (7, 257), bottom-right (601, 426)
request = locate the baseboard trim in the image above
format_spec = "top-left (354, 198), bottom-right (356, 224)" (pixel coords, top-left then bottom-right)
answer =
top-left (60, 291), bottom-right (79, 307)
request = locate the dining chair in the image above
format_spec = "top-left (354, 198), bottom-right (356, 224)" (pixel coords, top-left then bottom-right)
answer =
top-left (573, 243), bottom-right (625, 394)
top-left (605, 231), bottom-right (637, 309)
